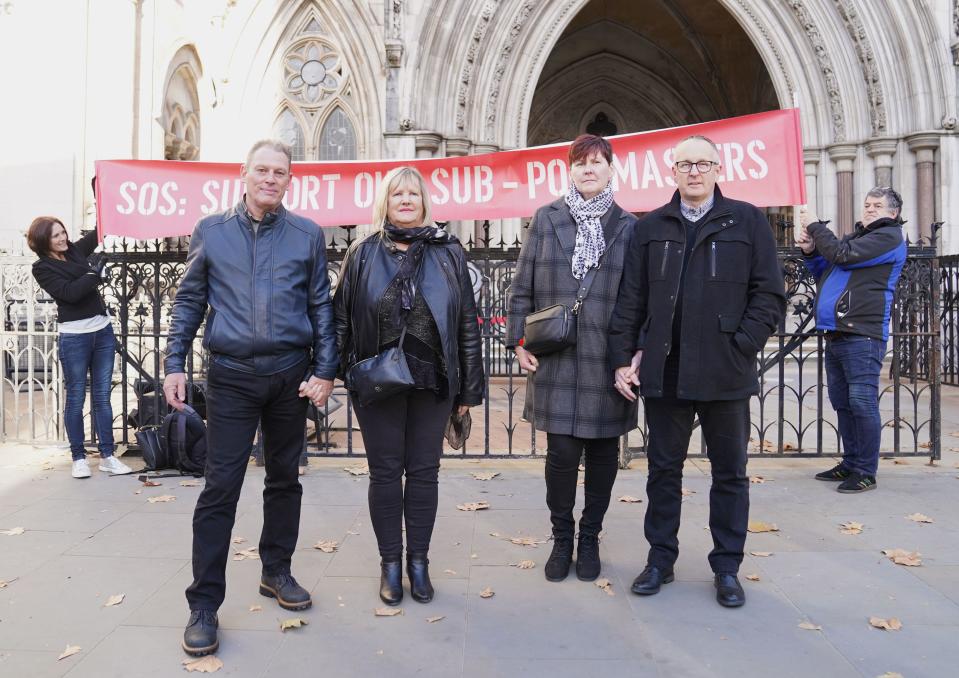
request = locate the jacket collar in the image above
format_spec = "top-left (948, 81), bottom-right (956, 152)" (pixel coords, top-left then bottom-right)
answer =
top-left (855, 217), bottom-right (902, 234)
top-left (232, 198), bottom-right (286, 231)
top-left (546, 198), bottom-right (631, 264)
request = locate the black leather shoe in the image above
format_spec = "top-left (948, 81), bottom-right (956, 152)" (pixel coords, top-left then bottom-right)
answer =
top-left (544, 536), bottom-right (574, 582)
top-left (379, 557), bottom-right (403, 606)
top-left (714, 573), bottom-right (746, 608)
top-left (630, 565), bottom-right (674, 595)
top-left (407, 552), bottom-right (434, 603)
top-left (575, 534), bottom-right (601, 581)
top-left (259, 572), bottom-right (313, 611)
top-left (182, 610), bottom-right (218, 656)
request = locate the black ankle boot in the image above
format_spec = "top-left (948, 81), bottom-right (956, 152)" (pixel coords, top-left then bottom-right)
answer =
top-left (544, 536), bottom-right (574, 582)
top-left (576, 534), bottom-right (601, 581)
top-left (407, 552), bottom-right (434, 603)
top-left (379, 556), bottom-right (403, 606)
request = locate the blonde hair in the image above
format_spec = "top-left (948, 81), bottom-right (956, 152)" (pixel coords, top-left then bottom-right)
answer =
top-left (371, 166), bottom-right (433, 229)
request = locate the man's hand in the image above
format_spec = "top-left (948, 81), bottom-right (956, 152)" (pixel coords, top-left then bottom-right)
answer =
top-left (299, 376), bottom-right (334, 408)
top-left (514, 345), bottom-right (539, 372)
top-left (163, 372), bottom-right (187, 412)
top-left (614, 350), bottom-right (643, 402)
top-left (457, 404), bottom-right (470, 416)
top-left (796, 226), bottom-right (816, 255)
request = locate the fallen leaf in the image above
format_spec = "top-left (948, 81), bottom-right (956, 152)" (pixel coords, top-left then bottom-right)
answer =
top-left (892, 459), bottom-right (908, 465)
top-left (374, 607), bottom-right (403, 617)
top-left (749, 476), bottom-right (766, 484)
top-left (344, 464), bottom-right (369, 476)
top-left (443, 569), bottom-right (457, 575)
top-left (479, 587), bottom-right (495, 598)
top-left (1, 527), bottom-right (25, 536)
top-left (876, 673), bottom-right (905, 678)
top-left (147, 495), bottom-right (176, 503)
top-left (280, 617), bottom-right (309, 631)
top-left (141, 480), bottom-right (162, 487)
top-left (40, 461), bottom-right (55, 470)
top-left (750, 438), bottom-right (776, 452)
top-left (347, 530), bottom-right (359, 535)
top-left (231, 536), bottom-right (247, 544)
top-left (57, 645), bottom-right (81, 660)
top-left (508, 536), bottom-right (547, 547)
top-left (839, 521), bottom-right (864, 535)
top-left (103, 594), bottom-right (125, 607)
top-left (232, 547), bottom-right (260, 561)
top-left (426, 615), bottom-right (445, 623)
top-left (470, 471), bottom-right (500, 481)
top-left (617, 495), bottom-right (643, 503)
top-left (749, 551), bottom-right (773, 557)
top-left (249, 604), bottom-right (262, 612)
top-left (745, 574), bottom-right (760, 581)
top-left (681, 488), bottom-right (695, 497)
top-left (182, 655), bottom-right (224, 673)
top-left (882, 548), bottom-right (922, 567)
top-left (513, 560), bottom-right (535, 569)
top-left (0, 577), bottom-right (18, 588)
top-left (313, 540), bottom-right (339, 553)
top-left (133, 489), bottom-right (142, 495)
top-left (798, 621), bottom-right (822, 631)
top-left (179, 479), bottom-right (202, 487)
top-left (747, 520), bottom-right (779, 533)
top-left (906, 513), bottom-right (933, 524)
top-left (577, 478), bottom-right (584, 486)
top-left (919, 441), bottom-right (933, 449)
top-left (783, 442), bottom-right (797, 451)
top-left (869, 616), bottom-right (902, 631)
top-left (456, 501), bottom-right (490, 511)
top-left (578, 463), bottom-right (585, 471)
top-left (595, 578), bottom-right (615, 596)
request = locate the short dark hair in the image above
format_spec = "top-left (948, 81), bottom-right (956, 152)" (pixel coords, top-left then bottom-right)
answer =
top-left (27, 217), bottom-right (65, 257)
top-left (568, 134), bottom-right (613, 166)
top-left (866, 186), bottom-right (903, 219)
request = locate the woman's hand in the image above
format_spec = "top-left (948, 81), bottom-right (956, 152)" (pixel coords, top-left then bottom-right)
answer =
top-left (457, 404), bottom-right (470, 416)
top-left (514, 345), bottom-right (539, 372)
top-left (613, 350), bottom-right (643, 402)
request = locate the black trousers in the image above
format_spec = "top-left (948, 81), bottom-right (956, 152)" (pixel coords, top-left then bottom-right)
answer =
top-left (353, 390), bottom-right (454, 557)
top-left (644, 396), bottom-right (750, 574)
top-left (186, 359), bottom-right (308, 612)
top-left (545, 433), bottom-right (619, 539)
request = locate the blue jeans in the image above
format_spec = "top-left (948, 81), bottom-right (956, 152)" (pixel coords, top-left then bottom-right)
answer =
top-left (825, 334), bottom-right (886, 476)
top-left (59, 324), bottom-right (116, 461)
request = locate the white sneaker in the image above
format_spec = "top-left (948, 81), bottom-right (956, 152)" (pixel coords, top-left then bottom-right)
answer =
top-left (71, 459), bottom-right (92, 479)
top-left (98, 456), bottom-right (132, 475)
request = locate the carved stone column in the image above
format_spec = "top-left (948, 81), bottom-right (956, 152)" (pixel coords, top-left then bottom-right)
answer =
top-left (414, 132), bottom-right (441, 159)
top-left (803, 148), bottom-right (821, 215)
top-left (472, 143), bottom-right (500, 246)
top-left (443, 138), bottom-right (472, 241)
top-left (865, 137), bottom-right (898, 188)
top-left (827, 143), bottom-right (858, 237)
top-left (906, 132), bottom-right (940, 241)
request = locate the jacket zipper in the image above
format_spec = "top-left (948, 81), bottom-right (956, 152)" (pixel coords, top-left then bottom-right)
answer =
top-left (661, 242), bottom-right (670, 277)
top-left (710, 242), bottom-right (717, 278)
top-left (251, 226), bottom-right (258, 360)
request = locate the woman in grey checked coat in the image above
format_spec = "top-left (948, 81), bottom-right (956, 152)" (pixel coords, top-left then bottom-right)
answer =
top-left (506, 134), bottom-right (638, 584)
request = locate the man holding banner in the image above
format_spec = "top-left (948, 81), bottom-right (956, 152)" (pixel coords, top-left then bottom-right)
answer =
top-left (163, 139), bottom-right (338, 656)
top-left (607, 135), bottom-right (785, 608)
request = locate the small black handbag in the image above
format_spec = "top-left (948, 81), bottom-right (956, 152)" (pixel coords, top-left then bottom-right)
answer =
top-left (345, 326), bottom-right (415, 407)
top-left (522, 267), bottom-right (599, 355)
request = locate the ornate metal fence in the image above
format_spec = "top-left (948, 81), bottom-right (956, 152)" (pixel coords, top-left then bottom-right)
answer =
top-left (941, 254), bottom-right (959, 386)
top-left (0, 223), bottom-right (942, 462)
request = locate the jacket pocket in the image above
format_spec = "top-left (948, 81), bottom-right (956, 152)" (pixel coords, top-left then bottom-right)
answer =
top-left (707, 237), bottom-right (751, 283)
top-left (650, 240), bottom-right (679, 281)
top-left (204, 310), bottom-right (220, 352)
top-left (717, 313), bottom-right (741, 333)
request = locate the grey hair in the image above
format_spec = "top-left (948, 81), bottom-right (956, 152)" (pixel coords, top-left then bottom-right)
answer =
top-left (866, 186), bottom-right (903, 219)
top-left (245, 139), bottom-right (293, 169)
top-left (674, 134), bottom-right (721, 162)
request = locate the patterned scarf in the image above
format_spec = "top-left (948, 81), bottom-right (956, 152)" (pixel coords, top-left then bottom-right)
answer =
top-left (566, 182), bottom-right (613, 280)
top-left (383, 222), bottom-right (456, 324)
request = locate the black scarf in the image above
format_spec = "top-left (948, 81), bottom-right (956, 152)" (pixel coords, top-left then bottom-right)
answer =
top-left (383, 223), bottom-right (455, 323)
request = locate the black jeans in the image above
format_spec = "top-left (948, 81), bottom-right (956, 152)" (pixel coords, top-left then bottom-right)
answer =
top-left (545, 433), bottom-right (619, 539)
top-left (644, 396), bottom-right (750, 574)
top-left (352, 390), bottom-right (453, 557)
top-left (185, 359), bottom-right (308, 612)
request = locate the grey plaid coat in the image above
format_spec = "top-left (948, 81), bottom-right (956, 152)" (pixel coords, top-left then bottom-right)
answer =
top-left (506, 198), bottom-right (638, 439)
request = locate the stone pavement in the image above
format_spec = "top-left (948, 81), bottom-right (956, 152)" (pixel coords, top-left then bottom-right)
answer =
top-left (1, 443), bottom-right (958, 678)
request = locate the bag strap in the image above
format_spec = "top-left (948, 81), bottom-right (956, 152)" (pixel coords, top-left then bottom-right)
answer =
top-left (571, 266), bottom-right (600, 315)
top-left (396, 325), bottom-right (408, 351)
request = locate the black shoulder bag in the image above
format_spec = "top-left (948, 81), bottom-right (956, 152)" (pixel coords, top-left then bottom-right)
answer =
top-left (345, 325), bottom-right (415, 407)
top-left (521, 266), bottom-right (599, 355)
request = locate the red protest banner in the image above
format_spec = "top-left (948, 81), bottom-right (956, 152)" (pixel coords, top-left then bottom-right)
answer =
top-left (95, 109), bottom-right (804, 239)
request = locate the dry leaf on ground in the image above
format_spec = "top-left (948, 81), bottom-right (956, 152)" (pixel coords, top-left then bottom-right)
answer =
top-left (147, 495), bottom-right (176, 503)
top-left (798, 621), bottom-right (822, 631)
top-left (0, 577), bottom-right (18, 588)
top-left (313, 540), bottom-right (339, 553)
top-left (426, 615), bottom-right (445, 623)
top-left (882, 548), bottom-right (922, 567)
top-left (479, 587), bottom-right (495, 598)
top-left (231, 536), bottom-right (246, 544)
top-left (750, 438), bottom-right (776, 452)
top-left (141, 480), bottom-right (162, 487)
top-left (103, 594), bottom-right (125, 607)
top-left (877, 673), bottom-right (905, 678)
top-left (182, 655), bottom-right (224, 673)
top-left (617, 495), bottom-right (643, 503)
top-left (747, 520), bottom-right (779, 533)
top-left (232, 547), bottom-right (260, 561)
top-left (745, 574), bottom-right (760, 581)
top-left (869, 616), bottom-right (902, 631)
top-left (443, 569), bottom-right (457, 575)
top-left (749, 476), bottom-right (770, 484)
top-left (40, 461), bottom-right (55, 470)
top-left (513, 560), bottom-right (535, 569)
top-left (509, 536), bottom-right (548, 547)
top-left (456, 501), bottom-right (490, 511)
top-left (249, 604), bottom-right (262, 612)
top-left (749, 551), bottom-right (773, 557)
top-left (180, 479), bottom-right (202, 487)
top-left (681, 488), bottom-right (695, 497)
top-left (839, 521), bottom-right (864, 535)
top-left (471, 471), bottom-right (500, 481)
top-left (906, 513), bottom-right (933, 524)
top-left (1, 527), bottom-right (25, 536)
top-left (57, 645), bottom-right (81, 661)
top-left (280, 618), bottom-right (309, 631)
top-left (344, 464), bottom-right (369, 476)
top-left (892, 459), bottom-right (908, 465)
top-left (595, 578), bottom-right (615, 596)
top-left (374, 607), bottom-right (403, 617)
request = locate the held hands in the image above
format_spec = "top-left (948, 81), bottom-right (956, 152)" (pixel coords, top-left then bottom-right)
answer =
top-left (299, 376), bottom-right (334, 408)
top-left (162, 373), bottom-right (188, 412)
top-left (514, 345), bottom-right (539, 372)
top-left (457, 404), bottom-right (470, 416)
top-left (614, 350), bottom-right (643, 402)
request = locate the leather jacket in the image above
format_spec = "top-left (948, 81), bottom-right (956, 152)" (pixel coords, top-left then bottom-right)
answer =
top-left (333, 232), bottom-right (484, 406)
top-left (164, 201), bottom-right (338, 379)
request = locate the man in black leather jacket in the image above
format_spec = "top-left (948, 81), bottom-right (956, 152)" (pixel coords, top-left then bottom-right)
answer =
top-left (163, 140), bottom-right (337, 657)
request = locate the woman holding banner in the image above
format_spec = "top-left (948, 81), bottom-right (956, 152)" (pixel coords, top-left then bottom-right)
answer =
top-left (506, 134), bottom-right (637, 583)
top-left (333, 166), bottom-right (484, 606)
top-left (28, 217), bottom-right (132, 479)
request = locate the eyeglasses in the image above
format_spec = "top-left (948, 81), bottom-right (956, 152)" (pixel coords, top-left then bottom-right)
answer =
top-left (675, 161), bottom-right (718, 174)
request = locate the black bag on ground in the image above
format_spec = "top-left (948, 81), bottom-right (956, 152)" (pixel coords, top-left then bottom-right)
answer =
top-left (158, 404), bottom-right (207, 476)
top-left (135, 425), bottom-right (172, 472)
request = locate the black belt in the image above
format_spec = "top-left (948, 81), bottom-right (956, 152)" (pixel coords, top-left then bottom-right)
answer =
top-left (824, 330), bottom-right (856, 341)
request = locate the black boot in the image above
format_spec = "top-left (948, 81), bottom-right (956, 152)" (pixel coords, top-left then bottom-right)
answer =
top-left (259, 573), bottom-right (312, 611)
top-left (576, 534), bottom-right (601, 581)
top-left (407, 552), bottom-right (434, 603)
top-left (379, 556), bottom-right (403, 606)
top-left (182, 610), bottom-right (218, 656)
top-left (544, 536), bottom-right (574, 582)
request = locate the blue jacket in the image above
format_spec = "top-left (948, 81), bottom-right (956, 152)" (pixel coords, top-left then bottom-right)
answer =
top-left (802, 217), bottom-right (906, 341)
top-left (164, 201), bottom-right (338, 379)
